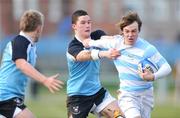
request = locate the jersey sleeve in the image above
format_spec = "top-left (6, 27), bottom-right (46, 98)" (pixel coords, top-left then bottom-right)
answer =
top-left (148, 46), bottom-right (172, 79)
top-left (148, 45), bottom-right (168, 69)
top-left (68, 40), bottom-right (84, 58)
top-left (89, 35), bottom-right (122, 49)
top-left (12, 37), bottom-right (30, 61)
top-left (90, 30), bottom-right (106, 40)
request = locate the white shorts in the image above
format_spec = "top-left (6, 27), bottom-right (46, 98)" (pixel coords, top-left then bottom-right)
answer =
top-left (13, 107), bottom-right (23, 118)
top-left (91, 91), bottom-right (116, 115)
top-left (118, 88), bottom-right (154, 118)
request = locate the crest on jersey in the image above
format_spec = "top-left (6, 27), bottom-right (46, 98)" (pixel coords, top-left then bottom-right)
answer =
top-left (71, 106), bottom-right (80, 115)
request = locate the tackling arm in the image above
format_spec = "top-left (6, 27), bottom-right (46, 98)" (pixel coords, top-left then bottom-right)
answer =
top-left (75, 50), bottom-right (92, 61)
top-left (75, 48), bottom-right (120, 61)
top-left (83, 36), bottom-right (117, 49)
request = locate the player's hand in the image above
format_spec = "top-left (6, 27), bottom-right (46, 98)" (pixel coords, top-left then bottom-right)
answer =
top-left (99, 49), bottom-right (121, 59)
top-left (82, 38), bottom-right (91, 48)
top-left (43, 74), bottom-right (64, 93)
top-left (108, 48), bottom-right (120, 59)
top-left (138, 68), bottom-right (155, 81)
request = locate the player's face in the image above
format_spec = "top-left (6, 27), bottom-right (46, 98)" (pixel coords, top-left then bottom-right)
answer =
top-left (122, 21), bottom-right (139, 45)
top-left (73, 15), bottom-right (92, 39)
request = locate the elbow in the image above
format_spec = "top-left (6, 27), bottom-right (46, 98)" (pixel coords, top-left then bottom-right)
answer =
top-left (75, 51), bottom-right (92, 61)
top-left (75, 56), bottom-right (89, 61)
top-left (75, 57), bottom-right (82, 61)
top-left (75, 55), bottom-right (81, 61)
top-left (168, 64), bottom-right (172, 74)
top-left (164, 63), bottom-right (172, 75)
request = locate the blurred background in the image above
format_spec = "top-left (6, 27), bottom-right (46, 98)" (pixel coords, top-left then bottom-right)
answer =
top-left (0, 0), bottom-right (180, 117)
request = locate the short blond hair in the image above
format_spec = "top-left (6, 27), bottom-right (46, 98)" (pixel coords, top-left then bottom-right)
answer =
top-left (19, 9), bottom-right (44, 32)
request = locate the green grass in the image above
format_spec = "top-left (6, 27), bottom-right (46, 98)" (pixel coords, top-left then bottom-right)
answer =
top-left (151, 104), bottom-right (180, 118)
top-left (26, 84), bottom-right (180, 118)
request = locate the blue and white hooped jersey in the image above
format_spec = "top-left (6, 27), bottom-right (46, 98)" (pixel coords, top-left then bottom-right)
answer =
top-left (66, 37), bottom-right (102, 96)
top-left (0, 34), bottom-right (37, 101)
top-left (89, 35), bottom-right (168, 92)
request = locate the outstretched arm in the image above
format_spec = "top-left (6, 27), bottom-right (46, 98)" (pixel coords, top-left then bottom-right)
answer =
top-left (83, 36), bottom-right (118, 49)
top-left (75, 48), bottom-right (120, 61)
top-left (15, 59), bottom-right (64, 93)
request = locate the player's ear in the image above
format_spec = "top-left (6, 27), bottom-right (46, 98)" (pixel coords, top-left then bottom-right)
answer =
top-left (72, 24), bottom-right (76, 30)
top-left (36, 26), bottom-right (41, 33)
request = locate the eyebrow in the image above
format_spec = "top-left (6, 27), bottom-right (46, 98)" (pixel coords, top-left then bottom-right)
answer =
top-left (80, 19), bottom-right (91, 22)
top-left (124, 28), bottom-right (137, 31)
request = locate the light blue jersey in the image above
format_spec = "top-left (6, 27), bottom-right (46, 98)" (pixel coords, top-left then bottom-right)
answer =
top-left (89, 35), bottom-right (168, 92)
top-left (0, 33), bottom-right (36, 101)
top-left (67, 37), bottom-right (101, 96)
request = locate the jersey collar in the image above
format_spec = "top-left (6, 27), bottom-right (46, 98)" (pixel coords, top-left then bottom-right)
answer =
top-left (75, 35), bottom-right (83, 43)
top-left (19, 31), bottom-right (34, 45)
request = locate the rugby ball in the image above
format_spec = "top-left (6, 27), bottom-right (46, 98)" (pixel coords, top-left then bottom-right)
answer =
top-left (138, 58), bottom-right (158, 73)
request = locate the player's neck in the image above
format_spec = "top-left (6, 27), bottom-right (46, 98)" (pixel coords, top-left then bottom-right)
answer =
top-left (20, 31), bottom-right (35, 44)
top-left (75, 34), bottom-right (90, 42)
top-left (24, 32), bottom-right (37, 42)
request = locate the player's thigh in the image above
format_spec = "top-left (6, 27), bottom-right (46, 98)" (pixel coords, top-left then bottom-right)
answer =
top-left (98, 91), bottom-right (124, 118)
top-left (124, 107), bottom-right (141, 118)
top-left (15, 108), bottom-right (35, 118)
top-left (141, 90), bottom-right (153, 118)
top-left (141, 100), bottom-right (153, 118)
top-left (100, 100), bottom-right (123, 118)
top-left (142, 108), bottom-right (151, 118)
top-left (118, 94), bottom-right (141, 118)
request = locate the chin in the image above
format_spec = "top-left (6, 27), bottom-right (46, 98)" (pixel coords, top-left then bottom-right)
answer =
top-left (84, 34), bottom-right (90, 38)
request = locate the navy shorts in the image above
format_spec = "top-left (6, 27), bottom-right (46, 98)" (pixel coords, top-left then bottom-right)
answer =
top-left (67, 88), bottom-right (106, 118)
top-left (0, 97), bottom-right (26, 118)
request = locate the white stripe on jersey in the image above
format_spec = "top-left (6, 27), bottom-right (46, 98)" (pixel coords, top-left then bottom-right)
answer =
top-left (120, 79), bottom-right (152, 87)
top-left (126, 47), bottom-right (144, 57)
top-left (116, 66), bottom-right (137, 74)
top-left (117, 55), bottom-right (139, 65)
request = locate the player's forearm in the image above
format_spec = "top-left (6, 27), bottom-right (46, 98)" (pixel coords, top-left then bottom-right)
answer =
top-left (154, 63), bottom-right (172, 80)
top-left (98, 50), bottom-right (112, 59)
top-left (75, 50), bottom-right (92, 61)
top-left (76, 49), bottom-right (106, 61)
top-left (15, 59), bottom-right (46, 83)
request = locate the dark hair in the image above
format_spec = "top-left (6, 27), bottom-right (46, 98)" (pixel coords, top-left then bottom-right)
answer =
top-left (72, 10), bottom-right (88, 24)
top-left (117, 11), bottom-right (142, 32)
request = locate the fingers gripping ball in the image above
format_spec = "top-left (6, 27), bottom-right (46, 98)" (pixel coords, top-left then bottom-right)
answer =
top-left (138, 58), bottom-right (158, 73)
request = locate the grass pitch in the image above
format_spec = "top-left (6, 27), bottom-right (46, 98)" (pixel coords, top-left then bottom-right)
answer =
top-left (26, 84), bottom-right (180, 118)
